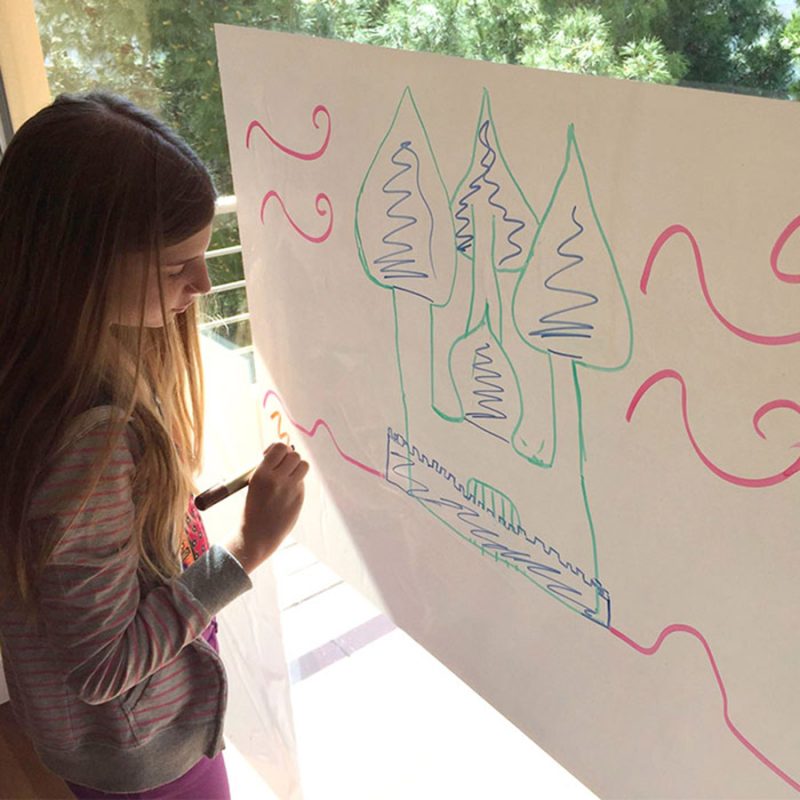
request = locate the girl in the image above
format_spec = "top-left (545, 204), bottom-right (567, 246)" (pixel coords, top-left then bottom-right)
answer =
top-left (0, 92), bottom-right (308, 798)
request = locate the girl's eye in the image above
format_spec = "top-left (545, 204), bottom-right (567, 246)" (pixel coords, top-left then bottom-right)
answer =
top-left (165, 265), bottom-right (186, 278)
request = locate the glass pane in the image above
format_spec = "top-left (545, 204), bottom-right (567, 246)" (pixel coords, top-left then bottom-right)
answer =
top-left (34, 2), bottom-right (306, 196)
top-left (33, 1), bottom-right (800, 221)
top-left (198, 286), bottom-right (248, 325)
top-left (206, 250), bottom-right (244, 287)
top-left (201, 318), bottom-right (252, 351)
top-left (210, 213), bottom-right (240, 250)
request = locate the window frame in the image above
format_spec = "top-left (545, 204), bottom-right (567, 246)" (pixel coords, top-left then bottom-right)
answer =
top-left (0, 0), bottom-right (51, 136)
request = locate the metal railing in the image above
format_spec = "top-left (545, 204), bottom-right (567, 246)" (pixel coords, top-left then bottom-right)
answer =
top-left (201, 195), bottom-right (256, 381)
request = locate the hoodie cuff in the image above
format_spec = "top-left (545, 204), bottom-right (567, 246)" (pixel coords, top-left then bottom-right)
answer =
top-left (179, 543), bottom-right (253, 616)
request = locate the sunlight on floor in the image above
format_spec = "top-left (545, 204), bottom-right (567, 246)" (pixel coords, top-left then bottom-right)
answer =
top-left (275, 538), bottom-right (598, 800)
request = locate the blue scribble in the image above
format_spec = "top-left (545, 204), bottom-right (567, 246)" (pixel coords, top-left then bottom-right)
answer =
top-left (465, 342), bottom-right (509, 443)
top-left (453, 120), bottom-right (527, 268)
top-left (373, 141), bottom-right (437, 301)
top-left (470, 343), bottom-right (507, 420)
top-left (529, 205), bottom-right (599, 359)
top-left (385, 428), bottom-right (611, 626)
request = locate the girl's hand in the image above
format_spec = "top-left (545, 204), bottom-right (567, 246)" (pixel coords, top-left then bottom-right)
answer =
top-left (225, 442), bottom-right (309, 574)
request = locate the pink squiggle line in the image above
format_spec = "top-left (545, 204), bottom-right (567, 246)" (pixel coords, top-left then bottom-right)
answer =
top-left (752, 399), bottom-right (800, 448)
top-left (771, 215), bottom-right (800, 284)
top-left (262, 385), bottom-right (799, 794)
top-left (262, 389), bottom-right (382, 478)
top-left (610, 624), bottom-right (800, 794)
top-left (626, 369), bottom-right (800, 488)
top-left (245, 105), bottom-right (331, 160)
top-left (642, 224), bottom-right (800, 345)
top-left (260, 191), bottom-right (333, 243)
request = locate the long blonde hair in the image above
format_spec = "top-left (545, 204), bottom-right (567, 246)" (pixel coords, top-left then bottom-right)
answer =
top-left (0, 93), bottom-right (216, 605)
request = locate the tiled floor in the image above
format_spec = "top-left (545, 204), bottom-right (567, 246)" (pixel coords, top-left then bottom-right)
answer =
top-left (274, 537), bottom-right (598, 800)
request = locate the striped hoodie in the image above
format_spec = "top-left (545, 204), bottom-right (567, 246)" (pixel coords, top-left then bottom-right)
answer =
top-left (0, 406), bottom-right (252, 793)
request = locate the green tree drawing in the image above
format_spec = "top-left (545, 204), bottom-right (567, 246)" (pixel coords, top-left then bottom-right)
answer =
top-left (510, 124), bottom-right (632, 602)
top-left (355, 87), bottom-right (457, 455)
top-left (438, 91), bottom-right (550, 465)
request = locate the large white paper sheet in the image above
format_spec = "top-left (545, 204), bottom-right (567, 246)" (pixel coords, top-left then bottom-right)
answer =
top-left (199, 337), bottom-right (302, 799)
top-left (217, 24), bottom-right (800, 798)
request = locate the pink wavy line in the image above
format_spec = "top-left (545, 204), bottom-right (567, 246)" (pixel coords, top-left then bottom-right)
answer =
top-left (752, 400), bottom-right (800, 447)
top-left (771, 215), bottom-right (800, 284)
top-left (610, 624), bottom-right (800, 794)
top-left (626, 369), bottom-right (800, 488)
top-left (262, 389), bottom-right (382, 478)
top-left (262, 385), bottom-right (800, 793)
top-left (642, 224), bottom-right (800, 345)
top-left (259, 191), bottom-right (333, 243)
top-left (245, 105), bottom-right (331, 160)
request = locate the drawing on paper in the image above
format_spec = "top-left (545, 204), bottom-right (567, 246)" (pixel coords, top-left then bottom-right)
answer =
top-left (230, 32), bottom-right (800, 790)
top-left (355, 87), bottom-right (633, 627)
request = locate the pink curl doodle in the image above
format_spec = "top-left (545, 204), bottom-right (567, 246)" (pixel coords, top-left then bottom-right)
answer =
top-left (245, 105), bottom-right (331, 160)
top-left (642, 224), bottom-right (800, 345)
top-left (263, 389), bottom-right (382, 479)
top-left (771, 215), bottom-right (800, 284)
top-left (610, 624), bottom-right (800, 794)
top-left (259, 191), bottom-right (333, 243)
top-left (626, 369), bottom-right (800, 488)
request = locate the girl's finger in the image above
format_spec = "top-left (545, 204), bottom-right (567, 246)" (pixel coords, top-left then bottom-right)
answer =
top-left (263, 442), bottom-right (290, 467)
top-left (274, 450), bottom-right (302, 476)
top-left (264, 442), bottom-right (294, 455)
top-left (291, 460), bottom-right (310, 480)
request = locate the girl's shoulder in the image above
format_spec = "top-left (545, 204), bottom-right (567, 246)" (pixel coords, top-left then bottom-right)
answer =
top-left (28, 406), bottom-right (137, 523)
top-left (50, 405), bottom-right (139, 462)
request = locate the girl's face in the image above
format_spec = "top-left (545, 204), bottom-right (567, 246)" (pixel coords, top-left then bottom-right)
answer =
top-left (116, 223), bottom-right (214, 327)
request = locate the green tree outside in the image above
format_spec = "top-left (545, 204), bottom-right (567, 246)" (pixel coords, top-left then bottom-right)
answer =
top-left (32, 0), bottom-right (800, 346)
top-left (37, 0), bottom-right (800, 194)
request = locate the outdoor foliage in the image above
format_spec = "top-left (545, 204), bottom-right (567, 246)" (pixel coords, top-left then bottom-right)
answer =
top-left (783, 6), bottom-right (800, 94)
top-left (33, 0), bottom-right (800, 338)
top-left (36, 0), bottom-right (800, 195)
top-left (36, 0), bottom-right (161, 109)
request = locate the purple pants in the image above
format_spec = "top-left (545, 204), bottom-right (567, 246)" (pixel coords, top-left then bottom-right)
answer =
top-left (66, 620), bottom-right (230, 800)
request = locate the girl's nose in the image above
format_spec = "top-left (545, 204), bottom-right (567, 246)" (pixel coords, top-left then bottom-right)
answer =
top-left (190, 257), bottom-right (213, 296)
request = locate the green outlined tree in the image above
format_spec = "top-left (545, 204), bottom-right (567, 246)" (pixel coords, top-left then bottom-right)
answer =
top-left (435, 90), bottom-right (558, 465)
top-left (447, 303), bottom-right (525, 446)
top-left (512, 125), bottom-right (632, 369)
top-left (512, 124), bottom-right (633, 605)
top-left (355, 87), bottom-right (457, 454)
